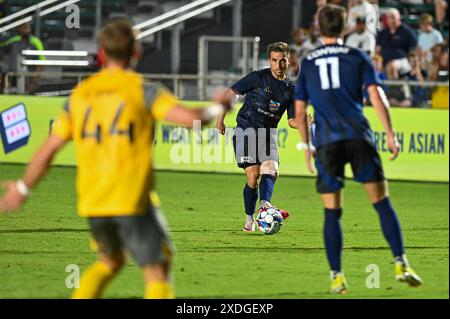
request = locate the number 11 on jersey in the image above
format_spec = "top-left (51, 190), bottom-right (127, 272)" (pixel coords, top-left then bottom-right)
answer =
top-left (315, 57), bottom-right (341, 90)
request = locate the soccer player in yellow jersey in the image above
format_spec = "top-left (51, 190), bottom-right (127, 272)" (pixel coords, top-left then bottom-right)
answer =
top-left (0, 20), bottom-right (232, 299)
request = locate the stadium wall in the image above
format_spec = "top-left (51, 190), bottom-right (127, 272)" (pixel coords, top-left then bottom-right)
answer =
top-left (0, 95), bottom-right (448, 182)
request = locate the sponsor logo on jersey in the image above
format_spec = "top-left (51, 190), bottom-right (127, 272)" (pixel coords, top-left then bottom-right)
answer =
top-left (269, 100), bottom-right (281, 112)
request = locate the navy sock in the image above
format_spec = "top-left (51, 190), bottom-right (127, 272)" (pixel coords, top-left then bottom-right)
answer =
top-left (324, 208), bottom-right (343, 273)
top-left (259, 174), bottom-right (276, 203)
top-left (373, 197), bottom-right (405, 257)
top-left (243, 184), bottom-right (258, 215)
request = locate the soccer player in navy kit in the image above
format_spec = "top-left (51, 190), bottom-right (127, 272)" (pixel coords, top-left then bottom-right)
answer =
top-left (216, 42), bottom-right (297, 232)
top-left (293, 5), bottom-right (422, 294)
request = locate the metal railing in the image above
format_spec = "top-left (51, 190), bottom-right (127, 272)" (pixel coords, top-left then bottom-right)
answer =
top-left (197, 35), bottom-right (261, 100)
top-left (2, 71), bottom-right (448, 108)
top-left (3, 71), bottom-right (243, 99)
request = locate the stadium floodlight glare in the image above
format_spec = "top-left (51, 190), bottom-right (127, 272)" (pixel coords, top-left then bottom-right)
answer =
top-left (22, 60), bottom-right (90, 66)
top-left (137, 0), bottom-right (232, 40)
top-left (134, 0), bottom-right (213, 30)
top-left (0, 0), bottom-right (58, 26)
top-left (0, 16), bottom-right (32, 34)
top-left (22, 50), bottom-right (89, 57)
top-left (39, 0), bottom-right (81, 16)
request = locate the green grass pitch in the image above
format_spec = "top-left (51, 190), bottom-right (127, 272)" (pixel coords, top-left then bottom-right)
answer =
top-left (0, 164), bottom-right (448, 299)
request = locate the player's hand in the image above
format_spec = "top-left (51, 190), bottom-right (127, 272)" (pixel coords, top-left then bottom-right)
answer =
top-left (0, 181), bottom-right (27, 213)
top-left (305, 147), bottom-right (316, 174)
top-left (387, 132), bottom-right (400, 161)
top-left (213, 87), bottom-right (233, 111)
top-left (216, 120), bottom-right (226, 135)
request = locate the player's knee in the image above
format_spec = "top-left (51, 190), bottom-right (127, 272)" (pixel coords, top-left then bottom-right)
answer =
top-left (142, 263), bottom-right (169, 283)
top-left (260, 160), bottom-right (279, 178)
top-left (365, 181), bottom-right (389, 204)
top-left (247, 175), bottom-right (259, 188)
top-left (101, 253), bottom-right (126, 273)
top-left (246, 169), bottom-right (260, 187)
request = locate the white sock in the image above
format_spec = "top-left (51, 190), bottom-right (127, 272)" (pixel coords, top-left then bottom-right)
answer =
top-left (246, 214), bottom-right (254, 224)
top-left (395, 254), bottom-right (409, 267)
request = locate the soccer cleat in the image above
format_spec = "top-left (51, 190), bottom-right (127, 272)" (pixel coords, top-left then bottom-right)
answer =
top-left (243, 220), bottom-right (256, 232)
top-left (330, 272), bottom-right (348, 294)
top-left (395, 262), bottom-right (422, 287)
top-left (259, 201), bottom-right (290, 220)
top-left (259, 200), bottom-right (273, 209)
top-left (279, 209), bottom-right (290, 220)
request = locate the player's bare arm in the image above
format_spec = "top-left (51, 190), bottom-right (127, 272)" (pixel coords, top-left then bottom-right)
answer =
top-left (165, 88), bottom-right (233, 128)
top-left (367, 84), bottom-right (400, 160)
top-left (215, 89), bottom-right (237, 135)
top-left (294, 100), bottom-right (315, 174)
top-left (0, 135), bottom-right (67, 212)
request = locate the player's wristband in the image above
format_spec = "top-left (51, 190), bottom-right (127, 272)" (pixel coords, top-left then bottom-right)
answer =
top-left (16, 179), bottom-right (30, 197)
top-left (202, 104), bottom-right (224, 122)
top-left (296, 142), bottom-right (316, 151)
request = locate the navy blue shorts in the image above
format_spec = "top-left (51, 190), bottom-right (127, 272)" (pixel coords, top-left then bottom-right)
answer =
top-left (232, 127), bottom-right (279, 169)
top-left (315, 140), bottom-right (385, 194)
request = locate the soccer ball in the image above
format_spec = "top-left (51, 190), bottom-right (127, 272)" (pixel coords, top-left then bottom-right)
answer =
top-left (256, 207), bottom-right (284, 235)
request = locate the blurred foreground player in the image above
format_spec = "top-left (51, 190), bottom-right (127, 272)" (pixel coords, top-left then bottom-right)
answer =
top-left (0, 19), bottom-right (232, 299)
top-left (293, 5), bottom-right (422, 294)
top-left (216, 42), bottom-right (297, 232)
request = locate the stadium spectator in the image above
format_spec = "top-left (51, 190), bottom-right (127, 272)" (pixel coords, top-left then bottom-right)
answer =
top-left (388, 52), bottom-right (428, 107)
top-left (390, 52), bottom-right (427, 107)
top-left (372, 54), bottom-right (387, 81)
top-left (429, 43), bottom-right (449, 81)
top-left (347, 0), bottom-right (379, 35)
top-left (407, 52), bottom-right (427, 81)
top-left (0, 22), bottom-right (46, 94)
top-left (417, 13), bottom-right (444, 69)
top-left (398, 0), bottom-right (447, 30)
top-left (376, 8), bottom-right (417, 80)
top-left (290, 24), bottom-right (322, 70)
top-left (314, 0), bottom-right (328, 27)
top-left (364, 54), bottom-right (387, 104)
top-left (345, 16), bottom-right (377, 56)
top-left (317, 0), bottom-right (328, 9)
top-left (405, 52), bottom-right (428, 107)
top-left (299, 23), bottom-right (323, 61)
top-left (288, 49), bottom-right (300, 80)
top-left (289, 28), bottom-right (307, 57)
top-left (435, 0), bottom-right (448, 31)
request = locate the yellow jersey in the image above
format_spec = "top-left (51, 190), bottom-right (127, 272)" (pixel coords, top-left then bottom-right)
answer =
top-left (52, 68), bottom-right (178, 217)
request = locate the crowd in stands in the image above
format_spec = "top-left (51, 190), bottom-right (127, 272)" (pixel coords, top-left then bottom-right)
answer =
top-left (289, 0), bottom-right (449, 107)
top-left (0, 0), bottom-right (447, 105)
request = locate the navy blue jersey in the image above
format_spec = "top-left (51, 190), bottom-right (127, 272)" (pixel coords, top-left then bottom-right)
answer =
top-left (294, 44), bottom-right (382, 148)
top-left (231, 68), bottom-right (296, 129)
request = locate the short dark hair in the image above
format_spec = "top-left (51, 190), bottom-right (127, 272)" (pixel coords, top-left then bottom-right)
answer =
top-left (267, 42), bottom-right (290, 58)
top-left (356, 16), bottom-right (366, 24)
top-left (100, 19), bottom-right (136, 61)
top-left (318, 4), bottom-right (347, 38)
